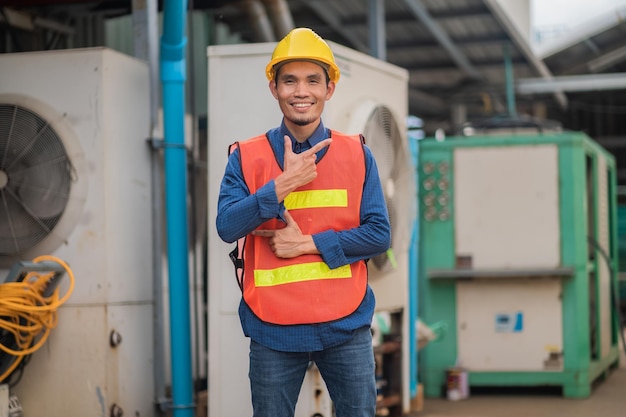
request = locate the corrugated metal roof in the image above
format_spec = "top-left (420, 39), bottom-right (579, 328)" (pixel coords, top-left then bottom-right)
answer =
top-left (1, 0), bottom-right (625, 138)
top-left (538, 5), bottom-right (626, 75)
top-left (274, 0), bottom-right (546, 128)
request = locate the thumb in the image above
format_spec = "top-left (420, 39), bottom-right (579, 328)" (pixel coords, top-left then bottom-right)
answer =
top-left (284, 209), bottom-right (301, 231)
top-left (283, 135), bottom-right (293, 155)
top-left (284, 209), bottom-right (295, 225)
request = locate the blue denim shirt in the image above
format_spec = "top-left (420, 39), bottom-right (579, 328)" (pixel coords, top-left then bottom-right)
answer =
top-left (216, 120), bottom-right (391, 352)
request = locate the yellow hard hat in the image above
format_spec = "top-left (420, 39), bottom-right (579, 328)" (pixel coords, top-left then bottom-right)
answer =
top-left (265, 28), bottom-right (340, 83)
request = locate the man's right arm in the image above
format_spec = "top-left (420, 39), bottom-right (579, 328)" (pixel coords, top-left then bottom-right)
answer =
top-left (216, 149), bottom-right (281, 243)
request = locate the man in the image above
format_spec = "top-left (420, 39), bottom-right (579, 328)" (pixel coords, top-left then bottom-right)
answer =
top-left (216, 27), bottom-right (391, 417)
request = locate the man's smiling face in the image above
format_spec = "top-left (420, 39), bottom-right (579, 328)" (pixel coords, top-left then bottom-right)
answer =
top-left (270, 60), bottom-right (335, 130)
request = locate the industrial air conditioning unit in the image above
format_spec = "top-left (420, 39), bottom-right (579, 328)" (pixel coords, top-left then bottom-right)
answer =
top-left (418, 131), bottom-right (621, 398)
top-left (0, 48), bottom-right (155, 416)
top-left (207, 41), bottom-right (415, 417)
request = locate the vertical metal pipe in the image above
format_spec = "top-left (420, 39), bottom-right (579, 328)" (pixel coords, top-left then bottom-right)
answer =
top-left (161, 0), bottom-right (194, 416)
top-left (133, 0), bottom-right (160, 140)
top-left (262, 0), bottom-right (295, 38)
top-left (241, 0), bottom-right (276, 42)
top-left (368, 0), bottom-right (386, 60)
top-left (504, 43), bottom-right (517, 117)
top-left (186, 0), bottom-right (209, 392)
top-left (131, 0), bottom-right (168, 411)
top-left (150, 139), bottom-right (169, 414)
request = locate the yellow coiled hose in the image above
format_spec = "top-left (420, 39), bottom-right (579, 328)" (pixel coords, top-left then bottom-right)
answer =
top-left (0, 255), bottom-right (75, 383)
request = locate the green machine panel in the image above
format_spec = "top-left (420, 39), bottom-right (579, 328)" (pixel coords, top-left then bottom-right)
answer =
top-left (418, 132), bottom-right (620, 398)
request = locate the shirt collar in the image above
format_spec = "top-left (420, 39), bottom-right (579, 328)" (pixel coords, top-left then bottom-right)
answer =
top-left (279, 120), bottom-right (329, 151)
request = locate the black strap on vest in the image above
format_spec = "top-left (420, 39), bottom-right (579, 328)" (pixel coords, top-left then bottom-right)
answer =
top-left (229, 243), bottom-right (244, 291)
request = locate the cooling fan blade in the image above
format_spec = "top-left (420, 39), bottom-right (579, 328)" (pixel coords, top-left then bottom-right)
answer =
top-left (0, 104), bottom-right (72, 258)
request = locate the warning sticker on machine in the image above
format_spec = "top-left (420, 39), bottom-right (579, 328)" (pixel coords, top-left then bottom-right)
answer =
top-left (495, 312), bottom-right (523, 332)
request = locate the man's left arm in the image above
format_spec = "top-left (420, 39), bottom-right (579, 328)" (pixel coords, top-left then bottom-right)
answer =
top-left (312, 146), bottom-right (391, 269)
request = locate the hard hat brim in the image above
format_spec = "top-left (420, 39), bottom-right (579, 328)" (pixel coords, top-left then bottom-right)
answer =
top-left (265, 57), bottom-right (340, 83)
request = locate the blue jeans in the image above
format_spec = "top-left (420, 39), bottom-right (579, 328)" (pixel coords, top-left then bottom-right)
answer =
top-left (248, 327), bottom-right (376, 417)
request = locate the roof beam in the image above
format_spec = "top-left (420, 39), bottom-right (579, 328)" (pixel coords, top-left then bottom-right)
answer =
top-left (517, 73), bottom-right (626, 94)
top-left (402, 56), bottom-right (528, 71)
top-left (403, 0), bottom-right (482, 80)
top-left (387, 33), bottom-right (510, 50)
top-left (587, 44), bottom-right (626, 73)
top-left (343, 6), bottom-right (492, 26)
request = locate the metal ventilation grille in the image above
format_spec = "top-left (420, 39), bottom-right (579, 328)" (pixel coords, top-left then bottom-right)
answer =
top-left (0, 104), bottom-right (72, 257)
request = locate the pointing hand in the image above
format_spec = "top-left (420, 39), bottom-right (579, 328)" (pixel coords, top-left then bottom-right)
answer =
top-left (275, 135), bottom-right (331, 202)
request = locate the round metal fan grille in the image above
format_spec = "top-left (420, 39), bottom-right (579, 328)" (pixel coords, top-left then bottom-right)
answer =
top-left (363, 105), bottom-right (403, 272)
top-left (0, 103), bottom-right (72, 257)
top-left (363, 106), bottom-right (397, 183)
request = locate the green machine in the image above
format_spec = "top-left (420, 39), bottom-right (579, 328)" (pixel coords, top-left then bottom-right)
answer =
top-left (418, 131), bottom-right (621, 398)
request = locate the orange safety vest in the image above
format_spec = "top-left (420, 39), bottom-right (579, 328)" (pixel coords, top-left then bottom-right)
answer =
top-left (231, 130), bottom-right (369, 325)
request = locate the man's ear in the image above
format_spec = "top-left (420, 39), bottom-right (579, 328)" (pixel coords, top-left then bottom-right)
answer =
top-left (325, 80), bottom-right (336, 100)
top-left (269, 80), bottom-right (278, 99)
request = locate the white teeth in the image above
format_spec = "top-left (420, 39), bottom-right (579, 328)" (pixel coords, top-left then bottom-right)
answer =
top-left (293, 103), bottom-right (309, 108)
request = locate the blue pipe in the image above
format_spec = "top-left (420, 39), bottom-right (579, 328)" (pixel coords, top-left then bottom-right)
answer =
top-left (160, 1), bottom-right (194, 416)
top-left (407, 124), bottom-right (420, 398)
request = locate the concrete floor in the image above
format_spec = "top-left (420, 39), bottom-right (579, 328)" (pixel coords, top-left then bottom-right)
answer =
top-left (411, 336), bottom-right (626, 417)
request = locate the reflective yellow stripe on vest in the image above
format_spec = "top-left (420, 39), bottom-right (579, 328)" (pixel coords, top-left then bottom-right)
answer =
top-left (254, 262), bottom-right (352, 287)
top-left (284, 189), bottom-right (348, 210)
